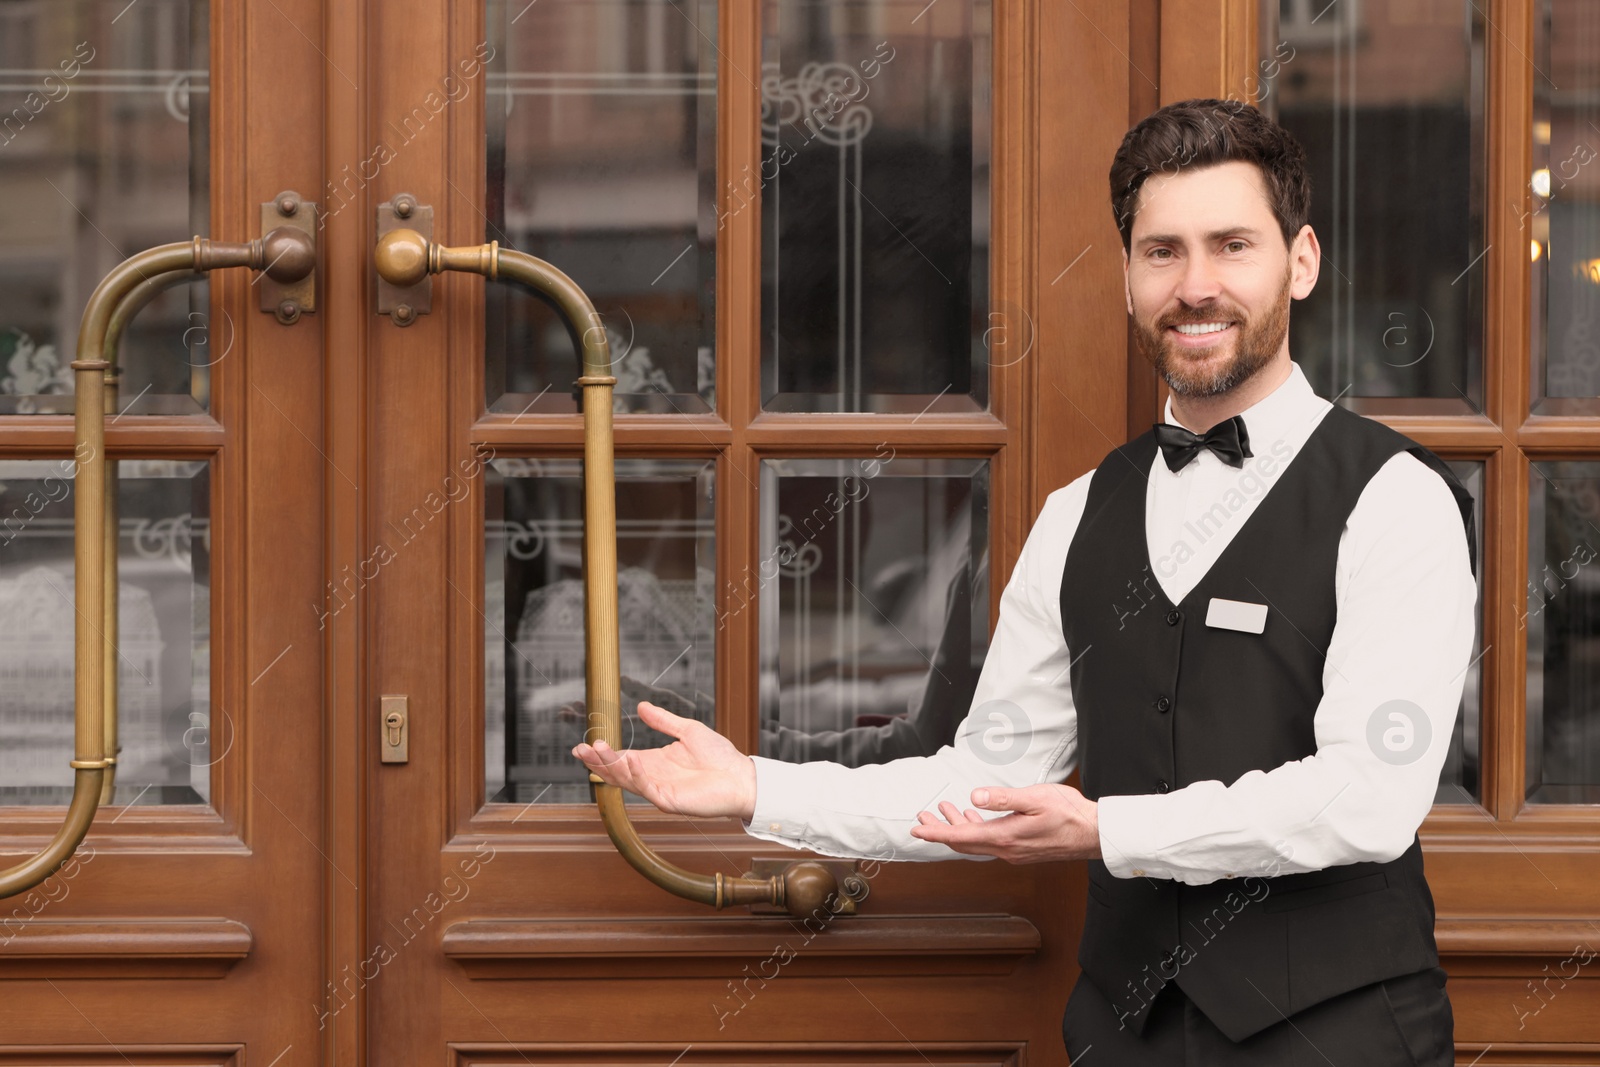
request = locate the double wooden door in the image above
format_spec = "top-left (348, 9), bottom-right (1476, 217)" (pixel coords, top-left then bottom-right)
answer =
top-left (0, 0), bottom-right (1145, 1063)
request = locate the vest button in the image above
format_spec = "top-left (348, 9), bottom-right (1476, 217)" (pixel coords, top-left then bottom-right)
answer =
top-left (1164, 609), bottom-right (1181, 625)
top-left (1160, 950), bottom-right (1177, 969)
top-left (1156, 779), bottom-right (1171, 793)
top-left (1154, 696), bottom-right (1171, 712)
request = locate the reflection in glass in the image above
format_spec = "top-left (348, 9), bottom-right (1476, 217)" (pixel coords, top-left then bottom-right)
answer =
top-left (483, 0), bottom-right (716, 416)
top-left (1531, 1), bottom-right (1600, 410)
top-left (1259, 0), bottom-right (1484, 406)
top-left (1437, 461), bottom-right (1483, 805)
top-left (0, 0), bottom-right (211, 415)
top-left (484, 458), bottom-right (714, 805)
top-left (760, 0), bottom-right (992, 413)
top-left (1527, 463), bottom-right (1600, 803)
top-left (0, 459), bottom-right (212, 806)
top-left (758, 458), bottom-right (988, 765)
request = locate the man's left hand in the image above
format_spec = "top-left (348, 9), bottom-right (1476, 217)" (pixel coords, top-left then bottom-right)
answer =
top-left (909, 784), bottom-right (1100, 863)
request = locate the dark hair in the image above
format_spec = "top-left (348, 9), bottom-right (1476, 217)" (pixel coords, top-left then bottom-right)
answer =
top-left (1109, 98), bottom-right (1311, 254)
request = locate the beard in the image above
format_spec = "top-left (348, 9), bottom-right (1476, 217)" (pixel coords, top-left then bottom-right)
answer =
top-left (1132, 265), bottom-right (1292, 398)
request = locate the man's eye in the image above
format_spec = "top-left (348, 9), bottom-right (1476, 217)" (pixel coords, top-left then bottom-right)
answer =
top-left (1225, 241), bottom-right (1246, 253)
top-left (1150, 249), bottom-right (1172, 260)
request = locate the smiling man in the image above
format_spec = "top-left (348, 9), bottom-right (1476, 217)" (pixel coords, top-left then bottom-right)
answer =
top-left (574, 98), bottom-right (1478, 1064)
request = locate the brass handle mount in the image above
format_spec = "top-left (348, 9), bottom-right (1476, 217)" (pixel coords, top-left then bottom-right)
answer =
top-left (373, 212), bottom-right (860, 919)
top-left (257, 191), bottom-right (320, 323)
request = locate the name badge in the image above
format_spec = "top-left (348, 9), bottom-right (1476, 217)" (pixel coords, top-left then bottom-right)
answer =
top-left (1206, 597), bottom-right (1268, 634)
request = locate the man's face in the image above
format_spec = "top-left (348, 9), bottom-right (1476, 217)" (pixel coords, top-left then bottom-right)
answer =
top-left (1122, 160), bottom-right (1318, 398)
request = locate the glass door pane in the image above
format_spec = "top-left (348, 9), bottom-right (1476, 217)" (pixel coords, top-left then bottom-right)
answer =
top-left (0, 0), bottom-right (211, 415)
top-left (0, 459), bottom-right (212, 807)
top-left (1261, 0), bottom-right (1484, 409)
top-left (483, 0), bottom-right (717, 417)
top-left (757, 456), bottom-right (989, 764)
top-left (760, 0), bottom-right (992, 413)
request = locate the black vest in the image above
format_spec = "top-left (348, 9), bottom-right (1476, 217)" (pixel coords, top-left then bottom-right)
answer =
top-left (1059, 403), bottom-right (1474, 1042)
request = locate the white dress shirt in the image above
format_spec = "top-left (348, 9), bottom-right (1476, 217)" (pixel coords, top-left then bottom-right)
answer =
top-left (744, 361), bottom-right (1478, 885)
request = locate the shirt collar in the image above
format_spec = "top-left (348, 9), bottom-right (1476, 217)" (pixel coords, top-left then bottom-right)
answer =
top-left (1160, 361), bottom-right (1327, 462)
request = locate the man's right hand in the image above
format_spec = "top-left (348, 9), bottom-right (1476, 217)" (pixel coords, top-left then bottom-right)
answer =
top-left (571, 700), bottom-right (757, 822)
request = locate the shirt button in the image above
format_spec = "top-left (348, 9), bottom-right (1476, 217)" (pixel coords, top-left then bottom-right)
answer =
top-left (1154, 696), bottom-right (1171, 712)
top-left (1156, 779), bottom-right (1171, 793)
top-left (1164, 609), bottom-right (1181, 625)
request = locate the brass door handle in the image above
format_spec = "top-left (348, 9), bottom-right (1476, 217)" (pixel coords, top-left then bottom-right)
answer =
top-left (0, 213), bottom-right (317, 901)
top-left (374, 220), bottom-right (853, 919)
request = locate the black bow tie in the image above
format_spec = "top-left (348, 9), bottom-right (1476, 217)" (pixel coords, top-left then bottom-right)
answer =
top-left (1152, 415), bottom-right (1253, 472)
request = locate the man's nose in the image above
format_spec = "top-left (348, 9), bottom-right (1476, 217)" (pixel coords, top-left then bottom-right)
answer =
top-left (1173, 255), bottom-right (1223, 308)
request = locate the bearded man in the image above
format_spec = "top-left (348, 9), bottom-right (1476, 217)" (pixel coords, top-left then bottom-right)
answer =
top-left (576, 97), bottom-right (1476, 1065)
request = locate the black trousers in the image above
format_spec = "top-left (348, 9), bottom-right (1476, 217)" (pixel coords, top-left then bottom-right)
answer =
top-left (1062, 966), bottom-right (1454, 1066)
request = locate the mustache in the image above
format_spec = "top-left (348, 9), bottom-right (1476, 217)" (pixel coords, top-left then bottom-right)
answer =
top-left (1158, 308), bottom-right (1246, 328)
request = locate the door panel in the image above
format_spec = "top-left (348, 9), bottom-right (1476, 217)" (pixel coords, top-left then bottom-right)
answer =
top-left (0, 0), bottom-right (326, 1056)
top-left (367, 0), bottom-right (1069, 1061)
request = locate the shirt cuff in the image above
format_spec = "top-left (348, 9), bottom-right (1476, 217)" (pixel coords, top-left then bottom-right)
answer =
top-left (1097, 793), bottom-right (1174, 880)
top-left (1098, 792), bottom-right (1257, 885)
top-left (741, 755), bottom-right (813, 846)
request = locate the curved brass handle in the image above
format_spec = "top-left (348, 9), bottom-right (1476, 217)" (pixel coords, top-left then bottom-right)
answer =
top-left (374, 230), bottom-right (852, 919)
top-left (0, 229), bottom-right (315, 900)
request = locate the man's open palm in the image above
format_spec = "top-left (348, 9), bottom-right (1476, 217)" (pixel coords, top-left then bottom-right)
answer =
top-left (571, 701), bottom-right (756, 821)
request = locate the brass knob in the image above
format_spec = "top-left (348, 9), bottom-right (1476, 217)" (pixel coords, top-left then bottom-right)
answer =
top-left (260, 226), bottom-right (317, 284)
top-left (375, 229), bottom-right (432, 288)
top-left (782, 861), bottom-right (844, 919)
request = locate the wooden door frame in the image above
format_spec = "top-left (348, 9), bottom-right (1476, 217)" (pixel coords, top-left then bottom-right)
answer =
top-left (321, 0), bottom-right (370, 1063)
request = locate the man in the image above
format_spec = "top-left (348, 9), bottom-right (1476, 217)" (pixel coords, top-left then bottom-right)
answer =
top-left (574, 98), bottom-right (1477, 1064)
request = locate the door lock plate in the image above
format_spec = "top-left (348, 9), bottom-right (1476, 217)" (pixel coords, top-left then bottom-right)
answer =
top-left (381, 694), bottom-right (409, 764)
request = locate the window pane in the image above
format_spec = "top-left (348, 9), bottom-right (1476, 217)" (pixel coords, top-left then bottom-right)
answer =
top-left (760, 0), bottom-right (991, 413)
top-left (0, 459), bottom-right (212, 806)
top-left (1437, 461), bottom-right (1483, 805)
top-left (0, 0), bottom-right (211, 416)
top-left (484, 458), bottom-right (714, 805)
top-left (1530, 0), bottom-right (1600, 411)
top-left (758, 457), bottom-right (988, 765)
top-left (1260, 0), bottom-right (1484, 408)
top-left (1527, 462), bottom-right (1600, 804)
top-left (484, 0), bottom-right (716, 417)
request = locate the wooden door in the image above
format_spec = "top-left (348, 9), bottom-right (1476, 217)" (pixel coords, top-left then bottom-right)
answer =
top-left (355, 0), bottom-right (1092, 1064)
top-left (0, 0), bottom-right (329, 1063)
top-left (0, 0), bottom-right (1143, 1063)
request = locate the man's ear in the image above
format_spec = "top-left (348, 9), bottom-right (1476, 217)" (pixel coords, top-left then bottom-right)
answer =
top-left (1122, 247), bottom-right (1133, 316)
top-left (1290, 224), bottom-right (1320, 300)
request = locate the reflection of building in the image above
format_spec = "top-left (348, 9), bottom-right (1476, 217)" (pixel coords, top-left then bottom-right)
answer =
top-left (0, 457), bottom-right (208, 806)
top-left (189, 579), bottom-right (210, 801)
top-left (0, 0), bottom-right (208, 414)
top-left (0, 566), bottom-right (163, 804)
top-left (1264, 0), bottom-right (1484, 400)
top-left (485, 0), bottom-right (986, 414)
top-left (494, 566), bottom-right (713, 803)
